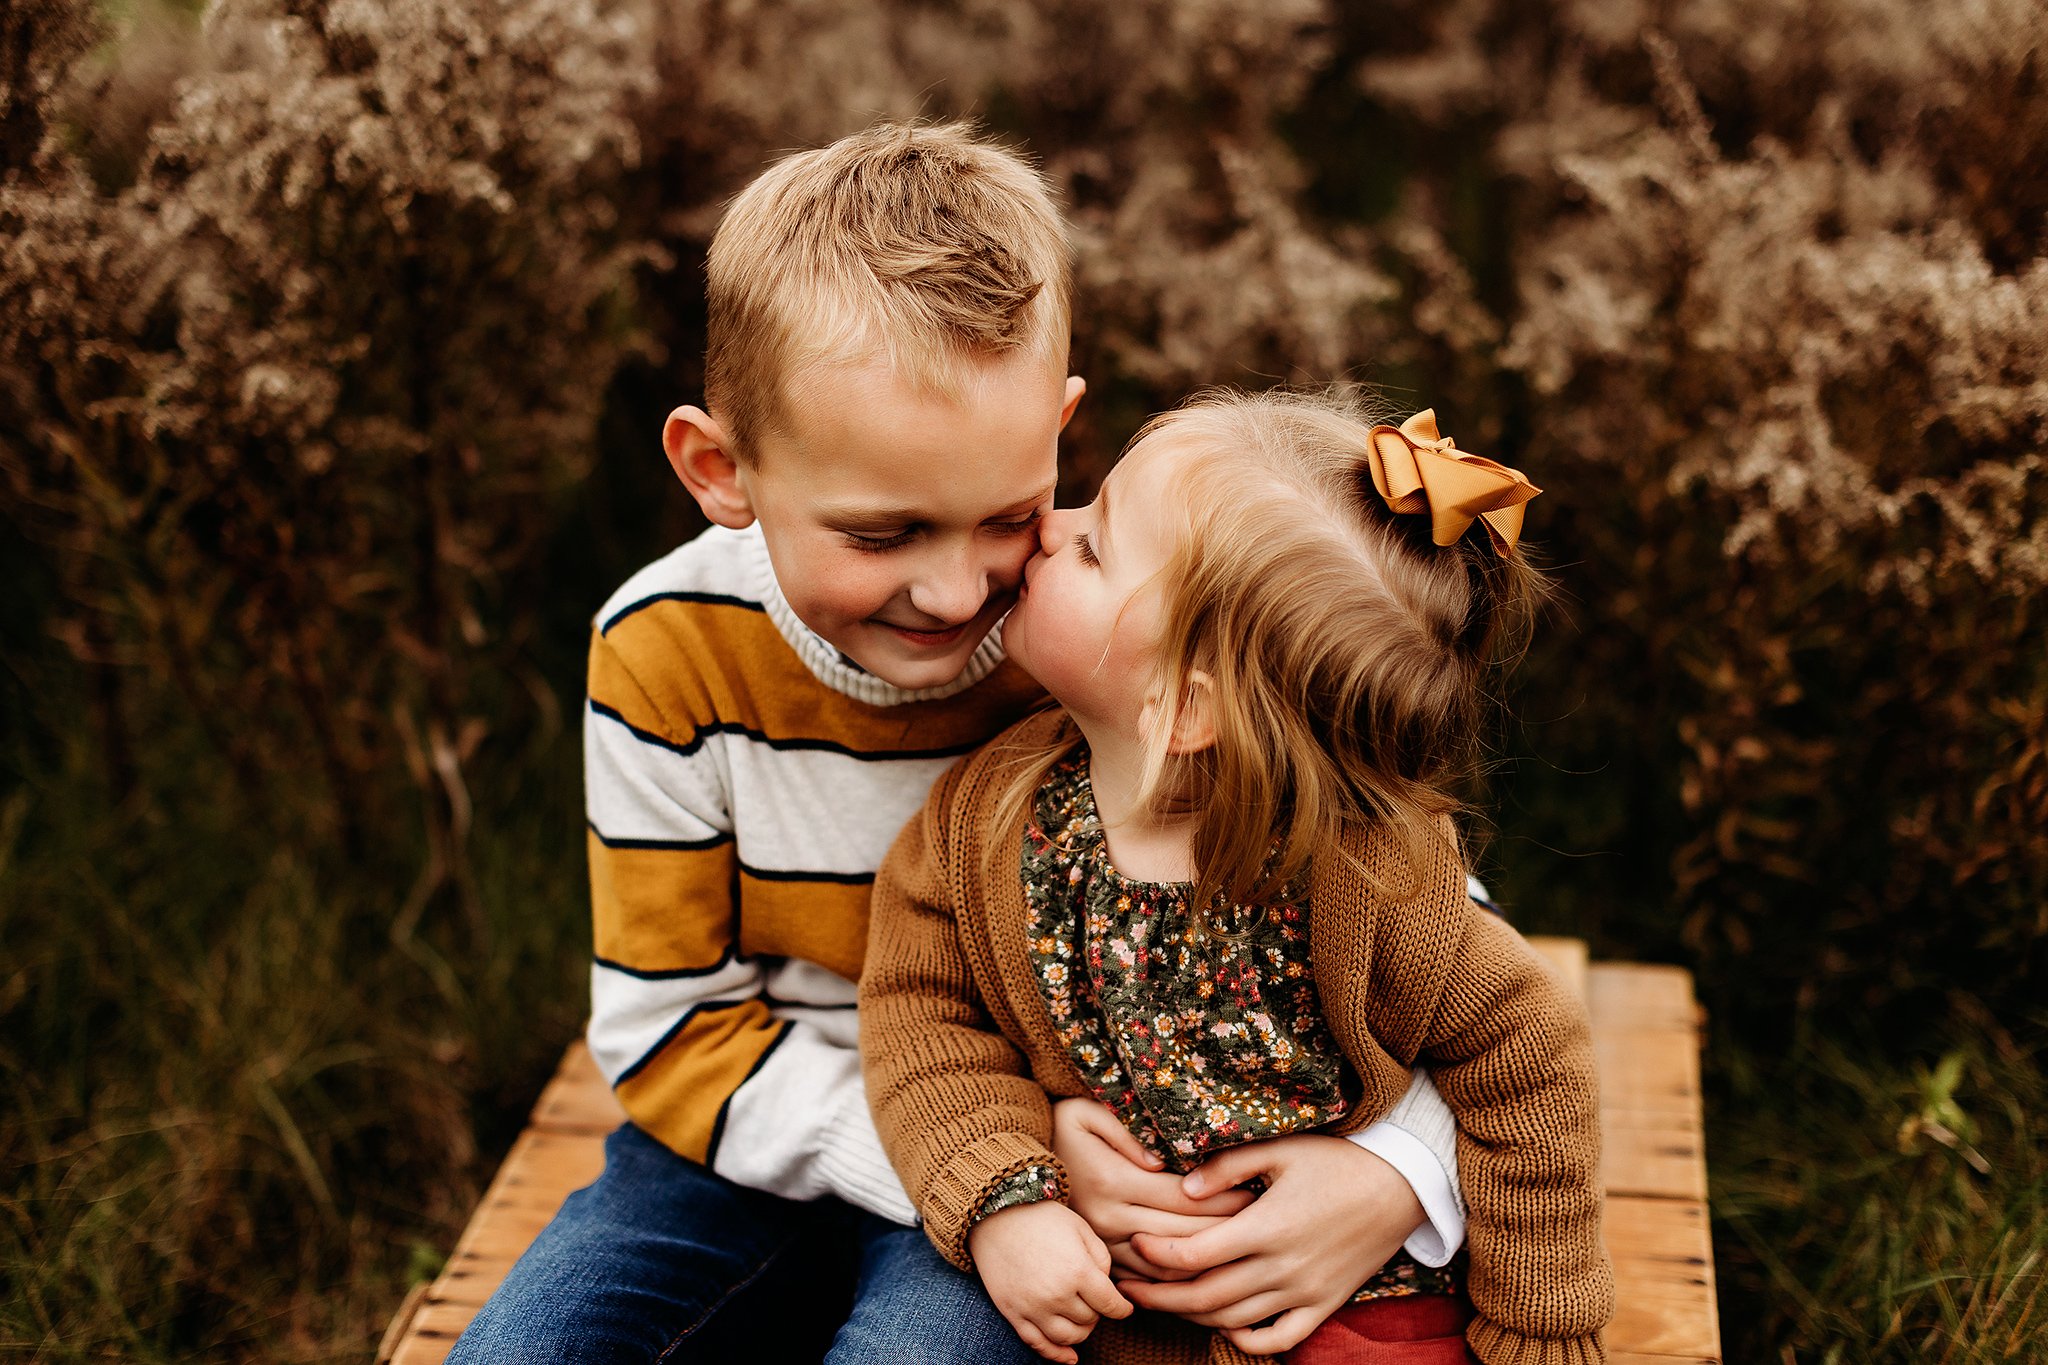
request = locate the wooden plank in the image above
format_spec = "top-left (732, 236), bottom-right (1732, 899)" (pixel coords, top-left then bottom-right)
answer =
top-left (385, 1299), bottom-right (464, 1365)
top-left (1528, 934), bottom-right (1590, 1003)
top-left (527, 1040), bottom-right (625, 1134)
top-left (383, 943), bottom-right (1723, 1363)
top-left (1588, 961), bottom-right (1719, 1362)
top-left (1605, 1195), bottom-right (1721, 1360)
top-left (434, 1129), bottom-right (607, 1305)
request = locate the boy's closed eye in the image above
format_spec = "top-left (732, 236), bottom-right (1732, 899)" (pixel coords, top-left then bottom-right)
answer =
top-left (838, 510), bottom-right (1045, 554)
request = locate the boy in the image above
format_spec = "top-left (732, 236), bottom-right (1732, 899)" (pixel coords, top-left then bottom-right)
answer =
top-left (451, 122), bottom-right (1466, 1364)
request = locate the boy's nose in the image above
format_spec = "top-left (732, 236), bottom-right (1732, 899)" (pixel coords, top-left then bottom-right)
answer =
top-left (908, 544), bottom-right (991, 625)
top-left (1038, 506), bottom-right (1076, 554)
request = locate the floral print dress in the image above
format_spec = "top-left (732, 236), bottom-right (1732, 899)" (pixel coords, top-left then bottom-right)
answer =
top-left (972, 748), bottom-right (1461, 1302)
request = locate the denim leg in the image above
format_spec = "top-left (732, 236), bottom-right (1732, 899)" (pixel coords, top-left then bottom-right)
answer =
top-left (447, 1123), bottom-right (852, 1365)
top-left (825, 1216), bottom-right (1035, 1365)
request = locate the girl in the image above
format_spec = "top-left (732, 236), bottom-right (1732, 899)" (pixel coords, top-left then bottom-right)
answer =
top-left (859, 390), bottom-right (1611, 1365)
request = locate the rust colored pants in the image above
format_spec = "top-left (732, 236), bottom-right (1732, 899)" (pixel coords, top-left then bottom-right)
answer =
top-left (1285, 1295), bottom-right (1480, 1365)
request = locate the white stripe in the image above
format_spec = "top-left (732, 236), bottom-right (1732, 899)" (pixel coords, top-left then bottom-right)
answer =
top-left (585, 703), bottom-right (733, 842)
top-left (594, 524), bottom-right (766, 629)
top-left (711, 1022), bottom-right (917, 1223)
top-left (586, 958), bottom-right (760, 1083)
top-left (589, 703), bottom-right (968, 876)
top-left (763, 958), bottom-right (858, 1008)
top-left (724, 741), bottom-right (957, 876)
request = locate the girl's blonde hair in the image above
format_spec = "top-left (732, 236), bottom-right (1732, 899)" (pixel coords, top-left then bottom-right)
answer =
top-left (993, 387), bottom-right (1549, 916)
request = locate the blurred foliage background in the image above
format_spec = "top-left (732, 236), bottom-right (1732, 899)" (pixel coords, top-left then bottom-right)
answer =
top-left (2, 0), bottom-right (2043, 1359)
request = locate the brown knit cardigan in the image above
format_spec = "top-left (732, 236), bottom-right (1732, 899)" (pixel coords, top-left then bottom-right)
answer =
top-left (860, 710), bottom-right (1613, 1365)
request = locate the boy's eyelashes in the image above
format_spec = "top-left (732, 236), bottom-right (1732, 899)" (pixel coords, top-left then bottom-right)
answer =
top-left (1073, 533), bottom-right (1100, 568)
top-left (837, 510), bottom-right (1043, 553)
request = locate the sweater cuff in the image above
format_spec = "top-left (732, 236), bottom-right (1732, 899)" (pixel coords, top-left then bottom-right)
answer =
top-left (922, 1130), bottom-right (1064, 1271)
top-left (1466, 1320), bottom-right (1606, 1365)
top-left (818, 1086), bottom-right (919, 1226)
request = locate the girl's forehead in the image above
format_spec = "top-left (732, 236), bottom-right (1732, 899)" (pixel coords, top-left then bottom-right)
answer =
top-left (1108, 429), bottom-right (1200, 492)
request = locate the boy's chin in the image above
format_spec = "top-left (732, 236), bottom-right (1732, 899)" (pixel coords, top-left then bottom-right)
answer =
top-left (844, 628), bottom-right (990, 692)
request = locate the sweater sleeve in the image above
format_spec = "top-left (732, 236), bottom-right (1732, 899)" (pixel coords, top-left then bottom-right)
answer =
top-left (1374, 851), bottom-right (1613, 1365)
top-left (584, 629), bottom-right (912, 1222)
top-left (859, 766), bottom-right (1066, 1270)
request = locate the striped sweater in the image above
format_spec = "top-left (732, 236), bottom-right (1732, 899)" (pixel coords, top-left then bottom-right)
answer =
top-left (584, 524), bottom-right (1045, 1221)
top-left (584, 523), bottom-right (1471, 1230)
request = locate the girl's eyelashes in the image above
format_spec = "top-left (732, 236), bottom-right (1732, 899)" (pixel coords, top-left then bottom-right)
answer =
top-left (1073, 533), bottom-right (1100, 568)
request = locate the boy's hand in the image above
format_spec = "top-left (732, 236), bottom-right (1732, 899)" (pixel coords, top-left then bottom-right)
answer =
top-left (968, 1199), bottom-right (1134, 1364)
top-left (1119, 1134), bottom-right (1423, 1356)
top-left (1050, 1097), bottom-right (1255, 1282)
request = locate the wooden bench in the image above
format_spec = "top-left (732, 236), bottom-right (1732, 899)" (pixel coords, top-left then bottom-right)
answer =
top-left (379, 938), bottom-right (1721, 1364)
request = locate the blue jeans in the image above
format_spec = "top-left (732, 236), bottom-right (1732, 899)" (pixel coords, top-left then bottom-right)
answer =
top-left (448, 1123), bottom-right (1032, 1364)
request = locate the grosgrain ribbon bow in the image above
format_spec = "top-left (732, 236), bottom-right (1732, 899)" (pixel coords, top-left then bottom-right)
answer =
top-left (1364, 410), bottom-right (1541, 552)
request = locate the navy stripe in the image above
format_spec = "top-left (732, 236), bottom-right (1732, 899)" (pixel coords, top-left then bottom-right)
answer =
top-left (762, 994), bottom-right (859, 1012)
top-left (588, 700), bottom-right (983, 763)
top-left (601, 590), bottom-right (765, 635)
top-left (587, 820), bottom-right (731, 853)
top-left (705, 1020), bottom-right (795, 1165)
top-left (613, 996), bottom-right (755, 1087)
top-left (593, 947), bottom-right (741, 981)
top-left (739, 862), bottom-right (875, 887)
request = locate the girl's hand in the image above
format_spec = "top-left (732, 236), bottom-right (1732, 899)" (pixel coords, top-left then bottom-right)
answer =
top-left (1050, 1097), bottom-right (1255, 1282)
top-left (1119, 1133), bottom-right (1424, 1355)
top-left (968, 1199), bottom-right (1135, 1364)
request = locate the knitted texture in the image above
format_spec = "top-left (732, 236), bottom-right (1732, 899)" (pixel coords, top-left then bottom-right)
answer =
top-left (860, 710), bottom-right (1612, 1365)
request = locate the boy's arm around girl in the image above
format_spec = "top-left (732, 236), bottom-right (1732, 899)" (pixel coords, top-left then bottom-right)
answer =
top-left (860, 712), bottom-right (1615, 1365)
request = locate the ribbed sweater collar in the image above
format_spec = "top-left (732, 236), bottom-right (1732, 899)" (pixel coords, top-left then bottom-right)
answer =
top-left (738, 523), bottom-right (1009, 708)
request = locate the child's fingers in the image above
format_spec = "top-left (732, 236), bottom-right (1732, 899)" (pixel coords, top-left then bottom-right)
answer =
top-left (1015, 1319), bottom-right (1077, 1365)
top-left (1043, 1312), bottom-right (1097, 1345)
top-left (1126, 1218), bottom-right (1258, 1280)
top-left (1107, 1239), bottom-right (1201, 1282)
top-left (1122, 1206), bottom-right (1239, 1241)
top-left (1078, 1270), bottom-right (1134, 1321)
top-left (1221, 1304), bottom-right (1324, 1356)
top-left (1173, 1287), bottom-right (1293, 1330)
top-left (1182, 1142), bottom-right (1276, 1198)
top-left (1073, 1102), bottom-right (1165, 1170)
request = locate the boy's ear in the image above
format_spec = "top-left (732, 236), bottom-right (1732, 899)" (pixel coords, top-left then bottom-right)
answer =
top-left (663, 406), bottom-right (755, 529)
top-left (1143, 670), bottom-right (1218, 757)
top-left (1058, 375), bottom-right (1086, 432)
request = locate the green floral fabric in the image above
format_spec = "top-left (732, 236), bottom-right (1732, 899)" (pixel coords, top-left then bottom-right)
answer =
top-left (972, 1163), bottom-right (1064, 1227)
top-left (974, 746), bottom-right (1461, 1301)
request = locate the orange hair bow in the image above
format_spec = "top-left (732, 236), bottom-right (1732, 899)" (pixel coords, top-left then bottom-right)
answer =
top-left (1364, 409), bottom-right (1541, 552)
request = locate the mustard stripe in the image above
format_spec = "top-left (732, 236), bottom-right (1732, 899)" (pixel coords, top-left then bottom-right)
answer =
top-left (602, 589), bottom-right (763, 635)
top-left (596, 603), bottom-right (1048, 752)
top-left (614, 1002), bottom-right (787, 1163)
top-left (589, 699), bottom-right (985, 762)
top-left (738, 874), bottom-right (872, 983)
top-left (589, 834), bottom-right (735, 973)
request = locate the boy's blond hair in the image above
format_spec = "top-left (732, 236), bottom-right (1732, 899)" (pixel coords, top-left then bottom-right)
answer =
top-left (704, 121), bottom-right (1071, 459)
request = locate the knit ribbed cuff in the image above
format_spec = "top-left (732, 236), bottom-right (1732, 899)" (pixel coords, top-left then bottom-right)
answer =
top-left (922, 1130), bottom-right (1063, 1271)
top-left (818, 1087), bottom-right (919, 1226)
top-left (1466, 1320), bottom-right (1606, 1365)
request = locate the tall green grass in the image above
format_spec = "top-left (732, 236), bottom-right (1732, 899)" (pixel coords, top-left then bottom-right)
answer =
top-left (0, 715), bottom-right (589, 1362)
top-left (1711, 1021), bottom-right (2047, 1362)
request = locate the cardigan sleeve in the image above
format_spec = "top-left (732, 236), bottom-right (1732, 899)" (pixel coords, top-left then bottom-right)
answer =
top-left (859, 764), bottom-right (1067, 1271)
top-left (1369, 844), bottom-right (1613, 1365)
